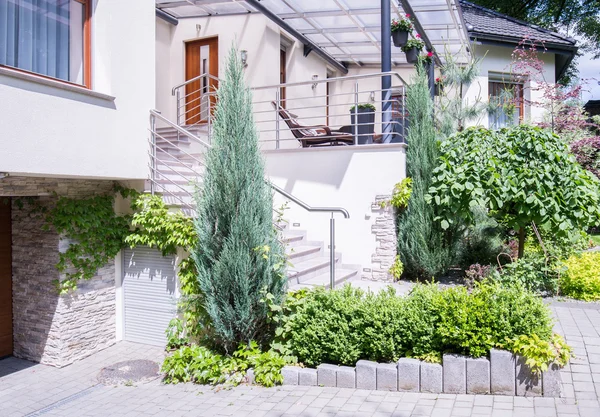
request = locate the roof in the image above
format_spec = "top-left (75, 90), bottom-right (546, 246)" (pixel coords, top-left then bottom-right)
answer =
top-left (459, 1), bottom-right (576, 49)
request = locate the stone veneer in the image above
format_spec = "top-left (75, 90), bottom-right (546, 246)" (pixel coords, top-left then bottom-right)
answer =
top-left (363, 195), bottom-right (396, 281)
top-left (1, 177), bottom-right (117, 367)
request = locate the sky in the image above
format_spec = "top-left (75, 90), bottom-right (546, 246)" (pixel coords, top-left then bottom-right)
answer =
top-left (578, 50), bottom-right (600, 102)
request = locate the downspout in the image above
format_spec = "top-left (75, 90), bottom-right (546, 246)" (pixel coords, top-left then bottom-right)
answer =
top-left (381, 0), bottom-right (393, 143)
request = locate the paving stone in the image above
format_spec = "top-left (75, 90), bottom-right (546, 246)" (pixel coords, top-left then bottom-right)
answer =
top-left (376, 363), bottom-right (397, 391)
top-left (490, 349), bottom-right (516, 396)
top-left (282, 366), bottom-right (300, 386)
top-left (317, 364), bottom-right (337, 387)
top-left (421, 362), bottom-right (443, 394)
top-left (336, 366), bottom-right (355, 389)
top-left (443, 354), bottom-right (466, 394)
top-left (466, 357), bottom-right (490, 395)
top-left (298, 368), bottom-right (317, 386)
top-left (516, 355), bottom-right (542, 396)
top-left (542, 363), bottom-right (562, 398)
top-left (356, 360), bottom-right (377, 390)
top-left (397, 358), bottom-right (420, 392)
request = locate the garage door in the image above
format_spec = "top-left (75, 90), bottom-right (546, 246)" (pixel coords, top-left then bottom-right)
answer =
top-left (122, 247), bottom-right (177, 346)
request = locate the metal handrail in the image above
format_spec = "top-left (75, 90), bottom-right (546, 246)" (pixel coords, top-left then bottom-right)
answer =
top-left (171, 72), bottom-right (220, 96)
top-left (251, 71), bottom-right (406, 91)
top-left (150, 109), bottom-right (211, 149)
top-left (269, 183), bottom-right (349, 219)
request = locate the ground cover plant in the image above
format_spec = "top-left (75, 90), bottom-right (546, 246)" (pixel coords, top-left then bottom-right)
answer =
top-left (274, 282), bottom-right (569, 373)
top-left (559, 252), bottom-right (600, 301)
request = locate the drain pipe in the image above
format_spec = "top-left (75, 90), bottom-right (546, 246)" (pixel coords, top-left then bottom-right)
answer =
top-left (381, 0), bottom-right (393, 144)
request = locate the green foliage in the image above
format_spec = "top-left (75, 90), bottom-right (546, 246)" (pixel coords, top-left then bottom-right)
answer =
top-left (193, 46), bottom-right (286, 353)
top-left (389, 256), bottom-right (405, 280)
top-left (397, 63), bottom-right (458, 279)
top-left (390, 178), bottom-right (413, 209)
top-left (125, 194), bottom-right (206, 335)
top-left (496, 255), bottom-right (558, 295)
top-left (401, 39), bottom-right (424, 52)
top-left (459, 207), bottom-right (506, 268)
top-left (165, 318), bottom-right (189, 350)
top-left (559, 252), bottom-right (600, 301)
top-left (350, 103), bottom-right (376, 112)
top-left (428, 125), bottom-right (600, 255)
top-left (43, 186), bottom-right (135, 293)
top-left (161, 341), bottom-right (291, 387)
top-left (436, 50), bottom-right (486, 137)
top-left (281, 282), bottom-right (556, 367)
top-left (508, 334), bottom-right (572, 373)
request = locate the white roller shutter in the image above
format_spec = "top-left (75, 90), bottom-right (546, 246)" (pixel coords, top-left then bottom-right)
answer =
top-left (122, 247), bottom-right (177, 346)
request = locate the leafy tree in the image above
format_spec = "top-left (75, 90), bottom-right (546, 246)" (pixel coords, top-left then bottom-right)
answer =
top-left (428, 125), bottom-right (600, 257)
top-left (192, 46), bottom-right (286, 352)
top-left (397, 64), bottom-right (459, 279)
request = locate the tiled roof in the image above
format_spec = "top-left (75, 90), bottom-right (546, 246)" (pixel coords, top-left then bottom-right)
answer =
top-left (459, 1), bottom-right (576, 47)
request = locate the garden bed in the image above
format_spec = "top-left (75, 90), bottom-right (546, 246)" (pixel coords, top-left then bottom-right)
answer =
top-left (276, 349), bottom-right (561, 397)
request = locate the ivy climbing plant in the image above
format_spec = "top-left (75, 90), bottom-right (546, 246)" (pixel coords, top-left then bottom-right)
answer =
top-left (125, 194), bottom-right (206, 335)
top-left (43, 185), bottom-right (136, 294)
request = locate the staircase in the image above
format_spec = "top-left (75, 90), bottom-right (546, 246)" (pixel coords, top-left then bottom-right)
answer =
top-left (149, 112), bottom-right (360, 289)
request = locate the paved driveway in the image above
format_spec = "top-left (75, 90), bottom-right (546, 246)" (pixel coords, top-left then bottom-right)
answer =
top-left (1, 304), bottom-right (599, 417)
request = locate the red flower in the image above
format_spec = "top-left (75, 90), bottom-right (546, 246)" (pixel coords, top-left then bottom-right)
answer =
top-left (427, 51), bottom-right (433, 57)
top-left (405, 13), bottom-right (410, 18)
top-left (416, 34), bottom-right (421, 39)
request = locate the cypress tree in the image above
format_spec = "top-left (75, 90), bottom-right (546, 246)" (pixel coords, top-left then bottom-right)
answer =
top-left (397, 64), bottom-right (456, 279)
top-left (193, 46), bottom-right (286, 352)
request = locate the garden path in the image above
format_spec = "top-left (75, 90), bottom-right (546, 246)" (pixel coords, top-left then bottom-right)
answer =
top-left (0, 304), bottom-right (598, 417)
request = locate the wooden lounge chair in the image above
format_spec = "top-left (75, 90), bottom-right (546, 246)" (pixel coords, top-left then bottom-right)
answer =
top-left (272, 101), bottom-right (354, 148)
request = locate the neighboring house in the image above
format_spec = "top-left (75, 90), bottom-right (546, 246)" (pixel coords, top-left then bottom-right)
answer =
top-left (0, 0), bottom-right (576, 367)
top-left (459, 1), bottom-right (577, 129)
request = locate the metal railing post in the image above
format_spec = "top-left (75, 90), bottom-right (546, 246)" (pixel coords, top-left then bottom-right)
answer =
top-left (330, 215), bottom-right (335, 289)
top-left (275, 90), bottom-right (281, 149)
top-left (353, 82), bottom-right (359, 145)
top-left (208, 91), bottom-right (212, 144)
top-left (176, 89), bottom-right (181, 126)
top-left (150, 114), bottom-right (156, 195)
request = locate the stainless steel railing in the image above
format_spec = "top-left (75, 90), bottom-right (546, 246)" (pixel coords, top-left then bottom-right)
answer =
top-left (149, 109), bottom-right (350, 288)
top-left (171, 71), bottom-right (408, 150)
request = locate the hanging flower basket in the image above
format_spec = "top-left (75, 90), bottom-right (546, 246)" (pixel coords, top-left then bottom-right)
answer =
top-left (434, 77), bottom-right (444, 96)
top-left (402, 37), bottom-right (424, 64)
top-left (391, 15), bottom-right (413, 48)
top-left (392, 30), bottom-right (409, 48)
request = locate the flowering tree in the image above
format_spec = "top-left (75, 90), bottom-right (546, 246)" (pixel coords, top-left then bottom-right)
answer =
top-left (509, 37), bottom-right (598, 141)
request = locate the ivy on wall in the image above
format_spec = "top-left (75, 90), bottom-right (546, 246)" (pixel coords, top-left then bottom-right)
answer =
top-left (15, 185), bottom-right (136, 294)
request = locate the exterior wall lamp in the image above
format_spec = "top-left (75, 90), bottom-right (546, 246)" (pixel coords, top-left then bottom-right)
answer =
top-left (312, 74), bottom-right (318, 90)
top-left (240, 50), bottom-right (248, 68)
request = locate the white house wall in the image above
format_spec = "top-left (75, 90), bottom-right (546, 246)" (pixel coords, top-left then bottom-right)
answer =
top-left (264, 144), bottom-right (407, 276)
top-left (0, 0), bottom-right (155, 180)
top-left (464, 44), bottom-right (556, 128)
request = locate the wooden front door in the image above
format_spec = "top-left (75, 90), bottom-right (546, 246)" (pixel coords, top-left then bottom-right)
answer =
top-left (185, 37), bottom-right (219, 125)
top-left (0, 199), bottom-right (12, 358)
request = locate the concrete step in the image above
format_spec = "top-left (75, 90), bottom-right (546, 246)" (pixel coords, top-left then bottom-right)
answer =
top-left (286, 244), bottom-right (322, 264)
top-left (287, 255), bottom-right (340, 283)
top-left (282, 231), bottom-right (305, 247)
top-left (302, 268), bottom-right (358, 287)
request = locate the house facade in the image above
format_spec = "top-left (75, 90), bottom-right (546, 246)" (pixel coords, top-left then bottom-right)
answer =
top-left (0, 0), bottom-right (576, 366)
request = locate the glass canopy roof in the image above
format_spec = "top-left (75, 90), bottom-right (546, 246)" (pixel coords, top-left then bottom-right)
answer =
top-left (155, 0), bottom-right (471, 66)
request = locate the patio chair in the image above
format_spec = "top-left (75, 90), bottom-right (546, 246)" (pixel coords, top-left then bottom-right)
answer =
top-left (271, 101), bottom-right (354, 148)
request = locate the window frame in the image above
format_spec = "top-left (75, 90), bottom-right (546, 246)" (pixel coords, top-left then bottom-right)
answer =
top-left (488, 79), bottom-right (524, 128)
top-left (0, 0), bottom-right (92, 89)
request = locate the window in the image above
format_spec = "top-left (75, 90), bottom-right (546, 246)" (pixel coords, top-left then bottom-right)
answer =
top-left (0, 0), bottom-right (91, 87)
top-left (488, 80), bottom-right (524, 129)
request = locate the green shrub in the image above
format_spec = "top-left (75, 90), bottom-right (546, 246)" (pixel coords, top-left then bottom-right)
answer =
top-left (560, 252), bottom-right (600, 301)
top-left (161, 341), bottom-right (291, 387)
top-left (281, 282), bottom-right (556, 367)
top-left (496, 255), bottom-right (559, 295)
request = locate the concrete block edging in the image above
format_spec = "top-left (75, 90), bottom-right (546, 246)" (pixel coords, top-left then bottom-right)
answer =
top-left (277, 350), bottom-right (562, 397)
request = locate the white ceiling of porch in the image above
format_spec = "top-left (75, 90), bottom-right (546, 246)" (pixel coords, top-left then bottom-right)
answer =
top-left (155, 0), bottom-right (471, 66)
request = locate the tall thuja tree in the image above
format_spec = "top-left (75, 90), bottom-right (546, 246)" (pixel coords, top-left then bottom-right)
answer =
top-left (193, 46), bottom-right (286, 353)
top-left (397, 63), bottom-right (457, 279)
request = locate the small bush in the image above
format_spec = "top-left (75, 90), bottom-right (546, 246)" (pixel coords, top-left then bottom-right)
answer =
top-left (282, 282), bottom-right (557, 367)
top-left (496, 255), bottom-right (559, 295)
top-left (161, 341), bottom-right (292, 387)
top-left (559, 252), bottom-right (600, 301)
